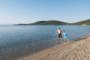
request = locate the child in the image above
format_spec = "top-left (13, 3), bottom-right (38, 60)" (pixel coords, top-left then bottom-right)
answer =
top-left (63, 30), bottom-right (70, 42)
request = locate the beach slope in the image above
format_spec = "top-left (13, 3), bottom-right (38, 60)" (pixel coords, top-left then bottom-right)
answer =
top-left (18, 34), bottom-right (90, 60)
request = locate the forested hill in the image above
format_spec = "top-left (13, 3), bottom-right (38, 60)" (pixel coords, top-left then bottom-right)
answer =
top-left (18, 20), bottom-right (68, 25)
top-left (18, 19), bottom-right (90, 25)
top-left (70, 19), bottom-right (90, 25)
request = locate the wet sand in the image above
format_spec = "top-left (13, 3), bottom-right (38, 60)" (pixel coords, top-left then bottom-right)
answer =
top-left (17, 34), bottom-right (90, 60)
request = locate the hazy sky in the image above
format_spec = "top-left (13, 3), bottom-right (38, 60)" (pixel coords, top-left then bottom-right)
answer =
top-left (0, 0), bottom-right (90, 24)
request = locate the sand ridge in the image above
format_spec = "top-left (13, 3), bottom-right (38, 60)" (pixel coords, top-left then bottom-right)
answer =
top-left (60, 37), bottom-right (90, 60)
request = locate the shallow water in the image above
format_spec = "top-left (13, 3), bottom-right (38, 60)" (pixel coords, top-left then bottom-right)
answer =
top-left (0, 25), bottom-right (90, 60)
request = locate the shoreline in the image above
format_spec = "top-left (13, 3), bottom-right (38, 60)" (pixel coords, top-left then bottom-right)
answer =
top-left (17, 34), bottom-right (90, 60)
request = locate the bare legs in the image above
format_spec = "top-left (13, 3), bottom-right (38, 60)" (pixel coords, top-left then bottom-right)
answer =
top-left (61, 38), bottom-right (62, 43)
top-left (58, 38), bottom-right (62, 44)
top-left (64, 38), bottom-right (70, 42)
top-left (58, 38), bottom-right (60, 44)
top-left (64, 38), bottom-right (66, 42)
top-left (67, 38), bottom-right (70, 42)
top-left (58, 38), bottom-right (70, 44)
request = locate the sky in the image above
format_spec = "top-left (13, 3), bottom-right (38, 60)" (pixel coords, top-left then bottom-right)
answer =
top-left (0, 0), bottom-right (90, 24)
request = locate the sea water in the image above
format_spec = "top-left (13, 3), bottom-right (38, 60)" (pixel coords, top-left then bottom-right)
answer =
top-left (0, 25), bottom-right (90, 60)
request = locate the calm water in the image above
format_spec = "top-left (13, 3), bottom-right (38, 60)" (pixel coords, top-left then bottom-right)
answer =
top-left (0, 25), bottom-right (90, 60)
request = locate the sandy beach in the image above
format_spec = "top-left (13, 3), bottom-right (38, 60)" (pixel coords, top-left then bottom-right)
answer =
top-left (17, 34), bottom-right (90, 60)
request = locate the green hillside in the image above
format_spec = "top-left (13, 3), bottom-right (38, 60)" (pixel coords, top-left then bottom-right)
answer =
top-left (18, 20), bottom-right (68, 25)
top-left (70, 19), bottom-right (90, 25)
top-left (18, 19), bottom-right (90, 25)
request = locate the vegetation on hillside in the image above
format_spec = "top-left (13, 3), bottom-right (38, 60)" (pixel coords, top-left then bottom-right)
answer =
top-left (18, 20), bottom-right (68, 25)
top-left (70, 19), bottom-right (90, 25)
top-left (18, 19), bottom-right (90, 25)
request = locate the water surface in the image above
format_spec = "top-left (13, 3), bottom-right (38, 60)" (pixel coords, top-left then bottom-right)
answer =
top-left (0, 25), bottom-right (90, 60)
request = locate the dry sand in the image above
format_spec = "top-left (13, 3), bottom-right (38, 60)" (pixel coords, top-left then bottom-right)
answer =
top-left (17, 34), bottom-right (90, 60)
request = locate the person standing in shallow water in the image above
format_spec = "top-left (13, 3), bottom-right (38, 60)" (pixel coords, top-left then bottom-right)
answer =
top-left (63, 30), bottom-right (70, 42)
top-left (57, 27), bottom-right (62, 44)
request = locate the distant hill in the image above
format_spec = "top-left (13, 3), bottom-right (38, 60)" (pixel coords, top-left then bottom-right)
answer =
top-left (70, 19), bottom-right (90, 25)
top-left (18, 19), bottom-right (90, 25)
top-left (18, 20), bottom-right (68, 25)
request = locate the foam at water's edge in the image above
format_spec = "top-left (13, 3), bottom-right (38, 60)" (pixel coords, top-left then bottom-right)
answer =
top-left (55, 37), bottom-right (90, 60)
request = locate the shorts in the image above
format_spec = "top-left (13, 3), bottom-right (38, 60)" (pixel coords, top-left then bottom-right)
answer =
top-left (64, 36), bottom-right (68, 38)
top-left (64, 35), bottom-right (68, 38)
top-left (58, 34), bottom-right (62, 38)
